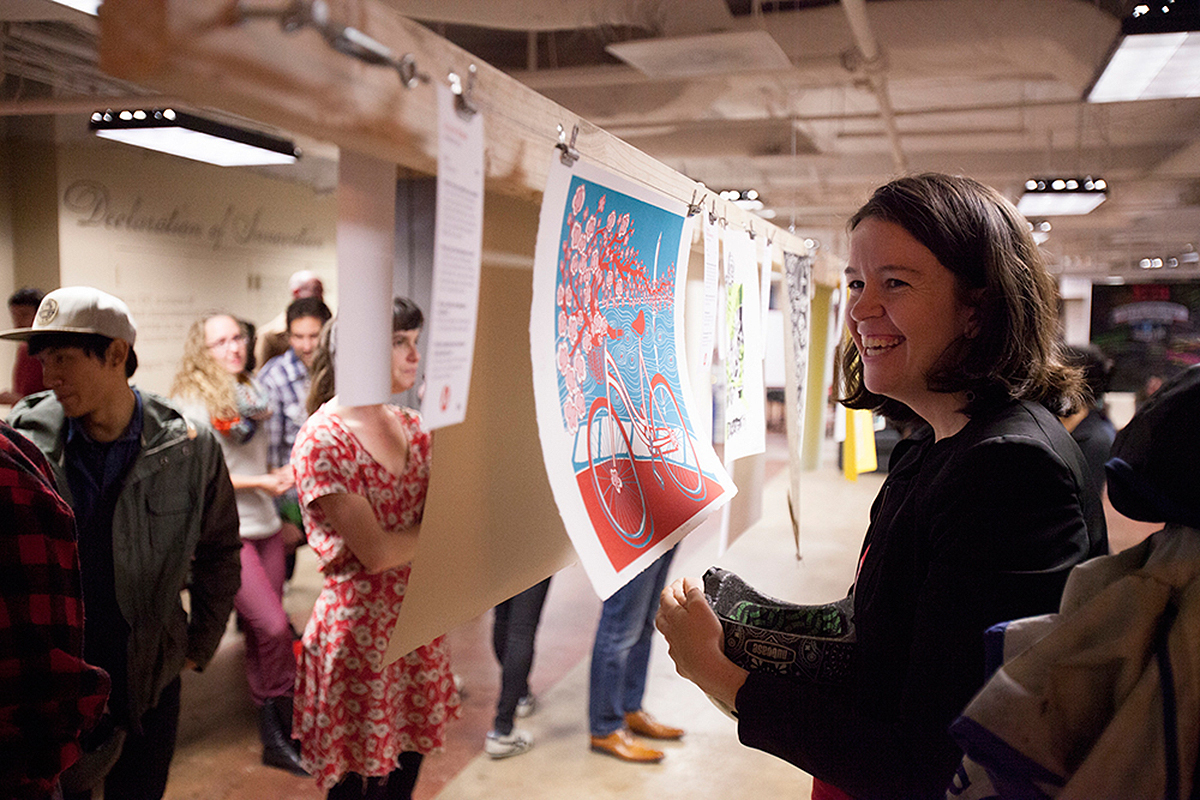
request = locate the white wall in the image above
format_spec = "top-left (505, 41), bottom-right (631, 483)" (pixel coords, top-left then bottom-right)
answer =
top-left (55, 140), bottom-right (337, 395)
top-left (1059, 274), bottom-right (1093, 345)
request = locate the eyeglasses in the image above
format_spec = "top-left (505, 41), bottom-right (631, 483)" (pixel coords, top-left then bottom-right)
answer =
top-left (207, 333), bottom-right (248, 352)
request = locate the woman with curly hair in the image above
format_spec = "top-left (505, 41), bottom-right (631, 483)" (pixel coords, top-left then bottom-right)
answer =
top-left (171, 311), bottom-right (307, 776)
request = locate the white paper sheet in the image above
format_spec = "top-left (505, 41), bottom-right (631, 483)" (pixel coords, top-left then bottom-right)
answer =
top-left (701, 210), bottom-right (720, 372)
top-left (759, 234), bottom-right (773, 361)
top-left (420, 83), bottom-right (486, 428)
top-left (723, 226), bottom-right (767, 461)
top-left (530, 157), bottom-right (736, 599)
top-left (781, 249), bottom-right (815, 552)
top-left (335, 149), bottom-right (396, 407)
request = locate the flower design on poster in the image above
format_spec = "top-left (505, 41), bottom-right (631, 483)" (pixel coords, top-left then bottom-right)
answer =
top-left (532, 160), bottom-right (735, 597)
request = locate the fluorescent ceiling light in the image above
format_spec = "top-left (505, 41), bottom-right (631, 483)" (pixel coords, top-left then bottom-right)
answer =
top-left (1018, 193), bottom-right (1107, 216)
top-left (1017, 178), bottom-right (1108, 216)
top-left (1087, 7), bottom-right (1200, 102)
top-left (719, 188), bottom-right (765, 211)
top-left (47, 0), bottom-right (100, 14)
top-left (90, 108), bottom-right (299, 167)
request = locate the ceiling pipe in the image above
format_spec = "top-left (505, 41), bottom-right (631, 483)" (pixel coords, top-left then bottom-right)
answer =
top-left (603, 95), bottom-right (1092, 137)
top-left (839, 0), bottom-right (908, 174)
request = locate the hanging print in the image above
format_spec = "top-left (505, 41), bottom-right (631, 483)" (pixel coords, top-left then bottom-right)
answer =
top-left (722, 226), bottom-right (767, 461)
top-left (531, 158), bottom-right (735, 598)
top-left (783, 249), bottom-right (814, 447)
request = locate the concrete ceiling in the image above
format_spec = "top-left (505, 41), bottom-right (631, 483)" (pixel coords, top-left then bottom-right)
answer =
top-left (3, 0), bottom-right (1199, 282)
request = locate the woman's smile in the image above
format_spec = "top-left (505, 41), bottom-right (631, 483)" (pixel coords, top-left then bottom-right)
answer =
top-left (859, 334), bottom-right (904, 357)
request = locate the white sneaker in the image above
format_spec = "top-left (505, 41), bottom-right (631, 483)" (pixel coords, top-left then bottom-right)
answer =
top-left (515, 694), bottom-right (536, 718)
top-left (485, 729), bottom-right (534, 759)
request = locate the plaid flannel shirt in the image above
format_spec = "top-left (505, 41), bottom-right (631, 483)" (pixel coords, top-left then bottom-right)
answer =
top-left (0, 421), bottom-right (109, 799)
top-left (257, 348), bottom-right (311, 470)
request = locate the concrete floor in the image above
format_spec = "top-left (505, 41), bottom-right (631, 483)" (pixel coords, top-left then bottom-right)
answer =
top-left (151, 433), bottom-right (868, 799)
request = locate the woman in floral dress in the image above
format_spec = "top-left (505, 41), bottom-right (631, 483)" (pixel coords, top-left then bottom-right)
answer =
top-left (291, 299), bottom-right (460, 798)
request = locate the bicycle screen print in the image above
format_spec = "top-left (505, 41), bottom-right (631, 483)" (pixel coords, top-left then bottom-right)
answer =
top-left (553, 176), bottom-right (720, 565)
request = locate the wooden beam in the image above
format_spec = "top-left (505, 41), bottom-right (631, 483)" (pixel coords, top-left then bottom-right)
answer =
top-left (97, 0), bottom-right (809, 253)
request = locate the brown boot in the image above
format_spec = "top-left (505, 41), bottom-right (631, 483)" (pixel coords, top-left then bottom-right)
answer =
top-left (589, 729), bottom-right (664, 763)
top-left (624, 710), bottom-right (684, 740)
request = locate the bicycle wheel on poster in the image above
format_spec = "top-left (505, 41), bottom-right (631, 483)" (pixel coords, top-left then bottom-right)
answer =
top-left (587, 396), bottom-right (650, 547)
top-left (649, 374), bottom-right (706, 500)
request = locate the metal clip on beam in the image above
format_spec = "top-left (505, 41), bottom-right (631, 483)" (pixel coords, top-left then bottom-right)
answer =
top-left (236, 0), bottom-right (428, 88)
top-left (450, 65), bottom-right (478, 118)
top-left (556, 124), bottom-right (580, 167)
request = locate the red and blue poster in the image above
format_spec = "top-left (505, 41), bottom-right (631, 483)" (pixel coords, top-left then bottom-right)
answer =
top-left (531, 158), bottom-right (735, 598)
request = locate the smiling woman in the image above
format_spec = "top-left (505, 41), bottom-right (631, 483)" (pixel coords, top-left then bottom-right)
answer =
top-left (657, 173), bottom-right (1109, 800)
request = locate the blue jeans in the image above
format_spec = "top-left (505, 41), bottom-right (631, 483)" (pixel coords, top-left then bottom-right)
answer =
top-left (492, 577), bottom-right (552, 735)
top-left (588, 546), bottom-right (677, 737)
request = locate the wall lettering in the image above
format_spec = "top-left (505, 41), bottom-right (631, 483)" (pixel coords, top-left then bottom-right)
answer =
top-left (62, 179), bottom-right (326, 251)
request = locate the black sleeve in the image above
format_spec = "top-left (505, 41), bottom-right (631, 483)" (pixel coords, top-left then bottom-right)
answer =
top-left (736, 435), bottom-right (1089, 799)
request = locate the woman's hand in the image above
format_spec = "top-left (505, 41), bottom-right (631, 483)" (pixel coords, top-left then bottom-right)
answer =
top-left (266, 466), bottom-right (295, 496)
top-left (231, 469), bottom-right (295, 496)
top-left (656, 576), bottom-right (749, 710)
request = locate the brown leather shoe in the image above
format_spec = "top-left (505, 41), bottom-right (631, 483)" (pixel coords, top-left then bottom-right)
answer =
top-left (589, 729), bottom-right (665, 763)
top-left (624, 710), bottom-right (684, 740)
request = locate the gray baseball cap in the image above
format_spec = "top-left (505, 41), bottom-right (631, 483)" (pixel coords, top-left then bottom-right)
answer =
top-left (0, 286), bottom-right (137, 345)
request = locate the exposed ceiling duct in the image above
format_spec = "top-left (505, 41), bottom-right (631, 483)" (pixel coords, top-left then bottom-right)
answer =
top-left (381, 0), bottom-right (735, 34)
top-left (838, 0), bottom-right (906, 173)
top-left (1, 0), bottom-right (1197, 278)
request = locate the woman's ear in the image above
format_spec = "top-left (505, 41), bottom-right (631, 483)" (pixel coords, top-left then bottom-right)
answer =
top-left (960, 292), bottom-right (984, 339)
top-left (964, 308), bottom-right (981, 339)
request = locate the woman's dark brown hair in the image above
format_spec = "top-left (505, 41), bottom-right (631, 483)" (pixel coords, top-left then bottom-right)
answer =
top-left (838, 173), bottom-right (1082, 423)
top-left (305, 297), bottom-right (425, 415)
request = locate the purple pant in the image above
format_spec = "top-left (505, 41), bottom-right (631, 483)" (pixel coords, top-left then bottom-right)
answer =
top-left (235, 531), bottom-right (296, 705)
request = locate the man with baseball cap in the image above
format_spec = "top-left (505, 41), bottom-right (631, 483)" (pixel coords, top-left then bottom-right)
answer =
top-left (2, 286), bottom-right (241, 800)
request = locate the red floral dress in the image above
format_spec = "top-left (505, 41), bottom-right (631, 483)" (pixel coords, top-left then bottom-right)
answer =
top-left (291, 404), bottom-right (460, 789)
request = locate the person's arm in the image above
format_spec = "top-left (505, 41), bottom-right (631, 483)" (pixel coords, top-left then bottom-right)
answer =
top-left (0, 438), bottom-right (109, 798)
top-left (656, 576), bottom-right (748, 708)
top-left (228, 467), bottom-right (294, 495)
top-left (310, 492), bottom-right (419, 574)
top-left (184, 431), bottom-right (243, 670)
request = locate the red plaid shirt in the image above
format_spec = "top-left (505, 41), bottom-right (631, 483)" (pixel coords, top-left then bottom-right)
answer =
top-left (0, 421), bottom-right (109, 799)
